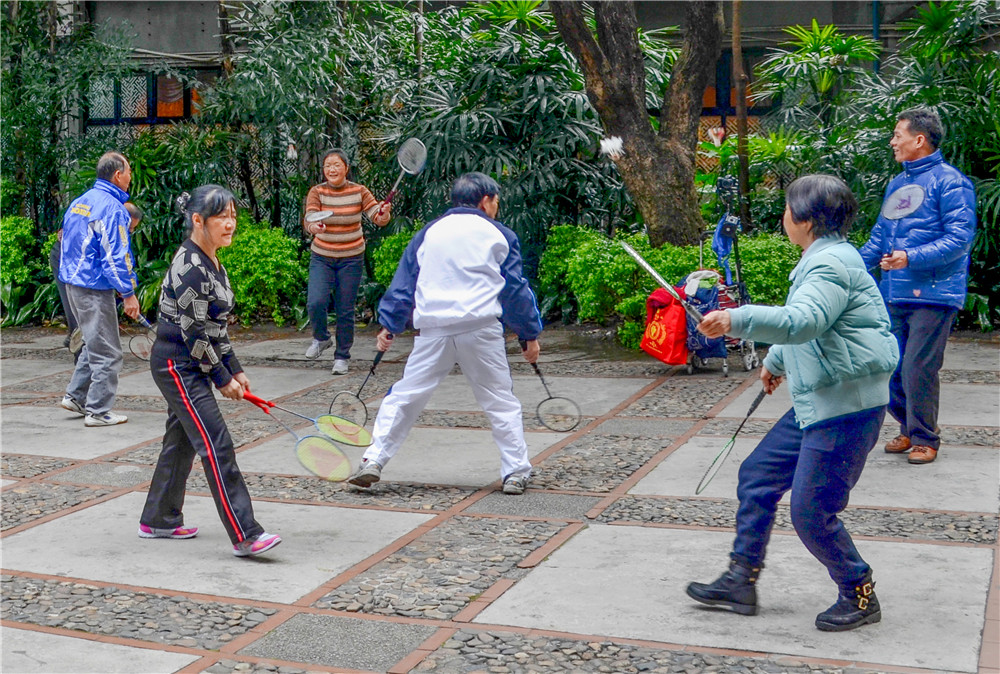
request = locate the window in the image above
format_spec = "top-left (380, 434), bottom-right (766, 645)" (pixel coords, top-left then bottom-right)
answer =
top-left (86, 70), bottom-right (219, 126)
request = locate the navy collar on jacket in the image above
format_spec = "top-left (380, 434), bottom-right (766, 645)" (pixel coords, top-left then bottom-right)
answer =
top-left (901, 149), bottom-right (943, 176)
top-left (440, 206), bottom-right (503, 228)
top-left (93, 178), bottom-right (130, 203)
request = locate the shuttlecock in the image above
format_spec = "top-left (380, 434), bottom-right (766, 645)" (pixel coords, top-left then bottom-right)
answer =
top-left (600, 136), bottom-right (625, 159)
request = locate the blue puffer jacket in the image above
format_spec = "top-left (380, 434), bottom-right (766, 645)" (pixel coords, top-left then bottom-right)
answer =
top-left (728, 237), bottom-right (899, 429)
top-left (58, 179), bottom-right (136, 296)
top-left (859, 150), bottom-right (976, 310)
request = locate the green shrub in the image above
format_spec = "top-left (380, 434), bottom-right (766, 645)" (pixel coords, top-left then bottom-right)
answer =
top-left (534, 225), bottom-right (802, 349)
top-left (218, 218), bottom-right (307, 326)
top-left (1, 178), bottom-right (24, 218)
top-left (1, 216), bottom-right (40, 286)
top-left (370, 225), bottom-right (420, 288)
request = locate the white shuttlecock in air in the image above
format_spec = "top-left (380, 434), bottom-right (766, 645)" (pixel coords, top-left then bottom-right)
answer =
top-left (600, 136), bottom-right (625, 159)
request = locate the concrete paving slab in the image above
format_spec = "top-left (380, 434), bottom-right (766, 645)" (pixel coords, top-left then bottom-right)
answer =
top-left (115, 365), bottom-right (335, 399)
top-left (718, 382), bottom-right (1000, 428)
top-left (2, 626), bottom-right (200, 673)
top-left (237, 427), bottom-right (559, 487)
top-left (2, 479), bottom-right (17, 488)
top-left (1, 406), bottom-right (166, 460)
top-left (943, 341), bottom-right (999, 372)
top-left (631, 436), bottom-right (1000, 512)
top-left (1, 491), bottom-right (434, 603)
top-left (465, 492), bottom-right (601, 519)
top-left (1, 334), bottom-right (68, 350)
top-left (423, 374), bottom-right (650, 417)
top-left (0, 359), bottom-right (75, 389)
top-left (45, 462), bottom-right (152, 488)
top-left (235, 335), bottom-right (415, 364)
top-left (474, 526), bottom-right (993, 672)
top-left (238, 613), bottom-right (437, 671)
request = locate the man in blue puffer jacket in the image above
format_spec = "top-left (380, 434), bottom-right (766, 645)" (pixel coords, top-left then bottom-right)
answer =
top-left (58, 151), bottom-right (140, 427)
top-left (860, 108), bottom-right (977, 465)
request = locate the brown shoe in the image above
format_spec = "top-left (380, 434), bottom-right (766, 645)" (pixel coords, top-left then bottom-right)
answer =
top-left (884, 435), bottom-right (911, 453)
top-left (908, 446), bottom-right (938, 464)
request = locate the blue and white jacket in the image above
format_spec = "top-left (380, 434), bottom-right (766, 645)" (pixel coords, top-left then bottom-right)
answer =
top-left (378, 207), bottom-right (543, 340)
top-left (58, 179), bottom-right (137, 296)
top-left (859, 150), bottom-right (976, 310)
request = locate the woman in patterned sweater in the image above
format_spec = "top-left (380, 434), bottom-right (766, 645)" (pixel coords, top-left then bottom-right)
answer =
top-left (138, 185), bottom-right (281, 558)
top-left (303, 149), bottom-right (392, 374)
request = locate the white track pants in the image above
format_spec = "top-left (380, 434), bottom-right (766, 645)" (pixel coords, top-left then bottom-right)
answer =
top-left (363, 322), bottom-right (532, 481)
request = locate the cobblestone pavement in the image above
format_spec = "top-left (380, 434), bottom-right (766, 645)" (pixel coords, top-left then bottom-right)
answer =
top-left (2, 328), bottom-right (997, 674)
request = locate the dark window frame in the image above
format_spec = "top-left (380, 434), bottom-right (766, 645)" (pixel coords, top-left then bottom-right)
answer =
top-left (85, 68), bottom-right (218, 127)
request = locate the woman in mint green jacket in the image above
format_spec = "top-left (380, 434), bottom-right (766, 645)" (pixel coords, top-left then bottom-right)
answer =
top-left (686, 175), bottom-right (899, 632)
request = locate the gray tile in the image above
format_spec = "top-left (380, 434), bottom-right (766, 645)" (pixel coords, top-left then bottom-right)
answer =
top-left (238, 613), bottom-right (436, 671)
top-left (465, 491), bottom-right (601, 519)
top-left (45, 462), bottom-right (152, 487)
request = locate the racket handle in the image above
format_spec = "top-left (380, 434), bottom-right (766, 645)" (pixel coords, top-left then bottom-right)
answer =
top-left (519, 339), bottom-right (528, 351)
top-left (136, 315), bottom-right (154, 330)
top-left (242, 391), bottom-right (273, 412)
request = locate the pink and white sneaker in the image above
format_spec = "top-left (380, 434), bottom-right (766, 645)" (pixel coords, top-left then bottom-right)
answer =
top-left (138, 523), bottom-right (199, 539)
top-left (233, 532), bottom-right (282, 557)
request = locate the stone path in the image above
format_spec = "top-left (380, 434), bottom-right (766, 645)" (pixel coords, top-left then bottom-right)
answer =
top-left (1, 328), bottom-right (997, 674)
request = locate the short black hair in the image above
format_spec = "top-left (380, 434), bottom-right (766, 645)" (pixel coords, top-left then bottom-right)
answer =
top-left (176, 185), bottom-right (236, 237)
top-left (451, 172), bottom-right (500, 209)
top-left (96, 152), bottom-right (128, 182)
top-left (124, 201), bottom-right (143, 222)
top-left (898, 107), bottom-right (944, 150)
top-left (785, 174), bottom-right (858, 239)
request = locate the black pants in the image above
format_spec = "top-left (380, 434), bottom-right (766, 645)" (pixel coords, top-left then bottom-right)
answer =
top-left (306, 252), bottom-right (364, 360)
top-left (141, 345), bottom-right (263, 545)
top-left (888, 303), bottom-right (956, 449)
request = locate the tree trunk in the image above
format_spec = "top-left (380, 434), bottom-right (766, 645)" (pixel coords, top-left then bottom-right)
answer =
top-left (732, 0), bottom-right (753, 228)
top-left (218, 0), bottom-right (259, 220)
top-left (43, 0), bottom-right (61, 229)
top-left (552, 1), bottom-right (724, 247)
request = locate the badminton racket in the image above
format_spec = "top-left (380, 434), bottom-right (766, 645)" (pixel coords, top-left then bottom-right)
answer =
top-left (519, 341), bottom-right (582, 432)
top-left (328, 334), bottom-right (392, 427)
top-left (695, 388), bottom-right (767, 494)
top-left (243, 391), bottom-right (373, 447)
top-left (243, 392), bottom-right (352, 482)
top-left (376, 138), bottom-right (427, 218)
top-left (128, 315), bottom-right (157, 361)
top-left (620, 241), bottom-right (704, 323)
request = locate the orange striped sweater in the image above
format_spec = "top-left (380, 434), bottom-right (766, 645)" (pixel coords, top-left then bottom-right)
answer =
top-left (304, 181), bottom-right (381, 258)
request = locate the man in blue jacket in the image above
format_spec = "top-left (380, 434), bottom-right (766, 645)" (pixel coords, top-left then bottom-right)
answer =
top-left (348, 172), bottom-right (543, 495)
top-left (860, 108), bottom-right (977, 464)
top-left (58, 152), bottom-right (140, 427)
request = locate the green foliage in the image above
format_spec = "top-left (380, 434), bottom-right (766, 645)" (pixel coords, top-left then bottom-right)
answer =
top-left (0, 215), bottom-right (60, 326)
top-left (0, 216), bottom-right (39, 286)
top-left (218, 218), bottom-right (307, 326)
top-left (535, 226), bottom-right (800, 348)
top-left (370, 225), bottom-right (420, 289)
top-left (1, 177), bottom-right (24, 217)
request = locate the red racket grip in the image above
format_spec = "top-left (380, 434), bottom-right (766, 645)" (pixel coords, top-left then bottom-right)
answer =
top-left (242, 391), bottom-right (273, 413)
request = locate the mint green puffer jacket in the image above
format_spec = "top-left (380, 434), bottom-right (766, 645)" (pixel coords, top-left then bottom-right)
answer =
top-left (727, 236), bottom-right (899, 428)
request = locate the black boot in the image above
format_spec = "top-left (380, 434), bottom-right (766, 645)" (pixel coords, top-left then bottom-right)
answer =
top-left (815, 572), bottom-right (881, 632)
top-left (686, 559), bottom-right (760, 616)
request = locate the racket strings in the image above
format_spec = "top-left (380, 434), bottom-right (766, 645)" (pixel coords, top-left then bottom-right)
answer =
top-left (295, 435), bottom-right (351, 482)
top-left (536, 396), bottom-right (582, 432)
top-left (329, 391), bottom-right (368, 427)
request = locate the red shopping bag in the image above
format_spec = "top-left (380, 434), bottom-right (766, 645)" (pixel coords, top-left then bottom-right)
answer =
top-left (640, 288), bottom-right (688, 366)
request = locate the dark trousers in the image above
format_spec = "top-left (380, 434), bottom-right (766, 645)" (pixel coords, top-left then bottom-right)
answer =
top-left (141, 347), bottom-right (263, 545)
top-left (49, 244), bottom-right (78, 334)
top-left (888, 303), bottom-right (956, 449)
top-left (732, 405), bottom-right (885, 591)
top-left (306, 252), bottom-right (364, 360)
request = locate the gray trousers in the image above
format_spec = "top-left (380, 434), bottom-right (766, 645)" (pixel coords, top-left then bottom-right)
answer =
top-left (64, 285), bottom-right (123, 415)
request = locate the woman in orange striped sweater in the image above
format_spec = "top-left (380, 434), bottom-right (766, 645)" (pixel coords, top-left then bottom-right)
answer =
top-left (303, 149), bottom-right (391, 374)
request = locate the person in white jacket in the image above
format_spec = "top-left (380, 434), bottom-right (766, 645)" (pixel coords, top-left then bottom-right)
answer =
top-left (348, 172), bottom-right (543, 495)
